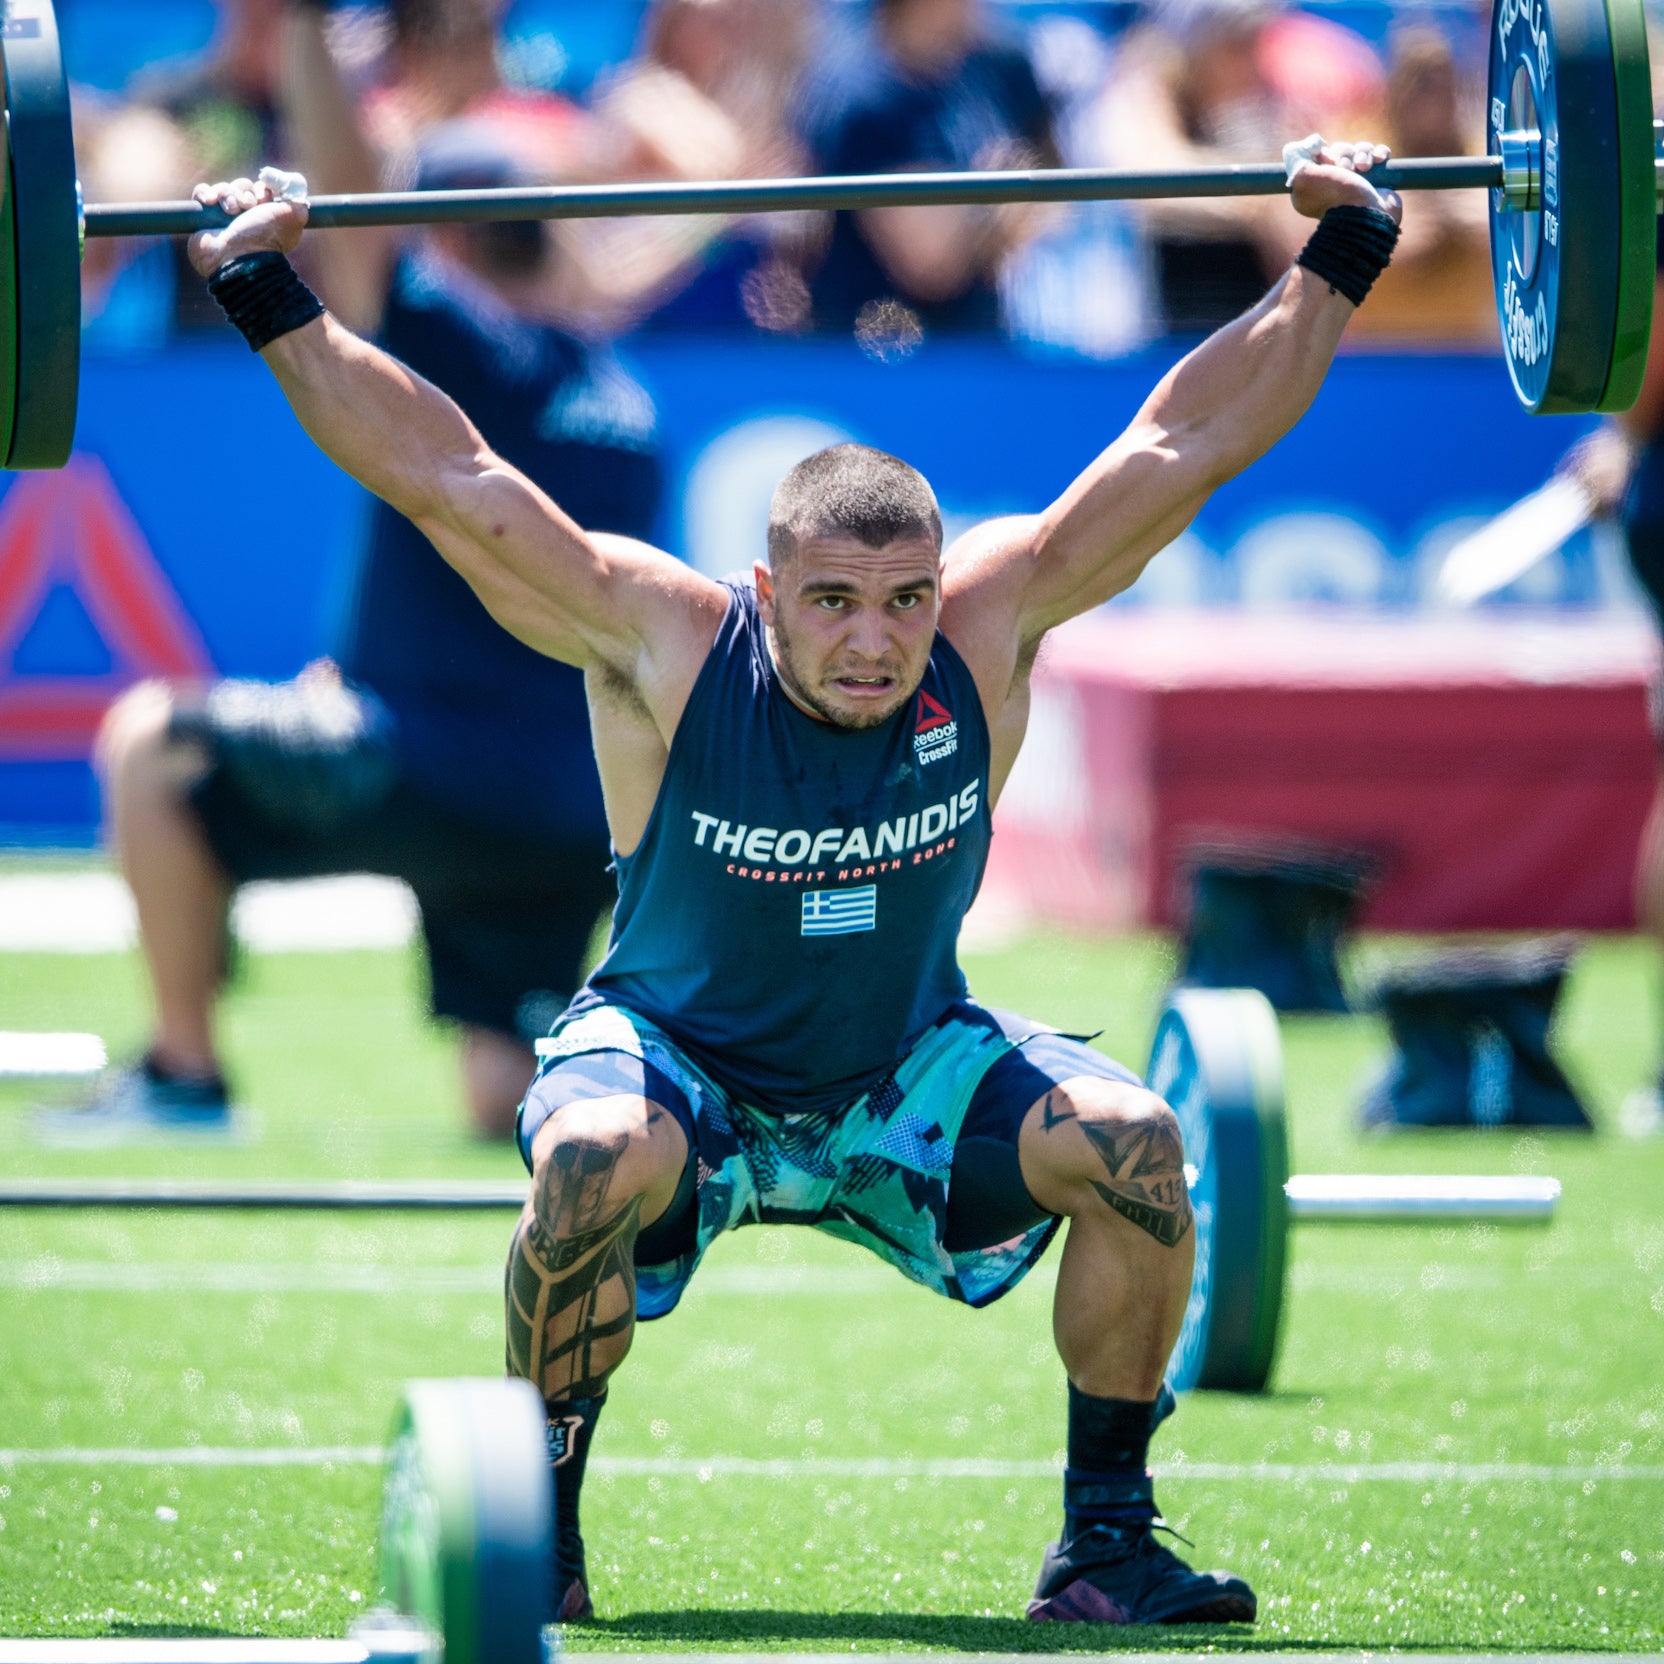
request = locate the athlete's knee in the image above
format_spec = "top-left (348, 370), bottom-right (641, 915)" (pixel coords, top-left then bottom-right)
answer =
top-left (460, 1027), bottom-right (535, 1139)
top-left (95, 680), bottom-right (176, 783)
top-left (1021, 1077), bottom-right (1189, 1229)
top-left (95, 679), bottom-right (209, 801)
top-left (528, 1094), bottom-right (687, 1233)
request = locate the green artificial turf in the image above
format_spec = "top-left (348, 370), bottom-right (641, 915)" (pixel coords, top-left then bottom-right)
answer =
top-left (0, 929), bottom-right (1661, 1649)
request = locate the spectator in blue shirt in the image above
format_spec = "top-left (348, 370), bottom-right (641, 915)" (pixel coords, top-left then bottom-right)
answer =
top-left (796, 0), bottom-right (1059, 336)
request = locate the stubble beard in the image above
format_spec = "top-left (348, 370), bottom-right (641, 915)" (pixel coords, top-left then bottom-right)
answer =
top-left (770, 617), bottom-right (910, 732)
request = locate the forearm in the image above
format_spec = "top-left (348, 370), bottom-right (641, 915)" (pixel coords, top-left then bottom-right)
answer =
top-left (1160, 264), bottom-right (1354, 481)
top-left (262, 312), bottom-right (481, 522)
top-left (1026, 265), bottom-right (1357, 626)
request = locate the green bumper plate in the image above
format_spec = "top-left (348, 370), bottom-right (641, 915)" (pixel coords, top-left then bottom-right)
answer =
top-left (1598, 0), bottom-right (1655, 411)
top-left (1, 0), bottom-right (79, 468)
top-left (0, 108), bottom-right (16, 466)
top-left (1149, 988), bottom-right (1289, 1394)
top-left (381, 1378), bottom-right (553, 1664)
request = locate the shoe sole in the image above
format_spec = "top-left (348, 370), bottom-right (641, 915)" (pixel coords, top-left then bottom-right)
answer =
top-left (1027, 1585), bottom-right (1257, 1625)
top-left (1160, 1591), bottom-right (1258, 1624)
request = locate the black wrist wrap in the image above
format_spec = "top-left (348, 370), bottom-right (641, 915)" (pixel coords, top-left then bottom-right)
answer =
top-left (207, 251), bottom-right (324, 352)
top-left (1295, 204), bottom-right (1400, 307)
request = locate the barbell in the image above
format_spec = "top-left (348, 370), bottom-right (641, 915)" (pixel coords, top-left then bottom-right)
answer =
top-left (0, 0), bottom-right (1659, 473)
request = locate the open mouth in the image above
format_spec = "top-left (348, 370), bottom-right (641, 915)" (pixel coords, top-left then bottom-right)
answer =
top-left (832, 675), bottom-right (897, 697)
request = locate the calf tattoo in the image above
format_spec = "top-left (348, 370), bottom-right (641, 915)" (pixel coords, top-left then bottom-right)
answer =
top-left (505, 1132), bottom-right (641, 1401)
top-left (1043, 1090), bottom-right (1193, 1248)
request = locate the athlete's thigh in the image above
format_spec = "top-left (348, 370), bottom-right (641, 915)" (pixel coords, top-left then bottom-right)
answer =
top-left (945, 1021), bottom-right (1143, 1251)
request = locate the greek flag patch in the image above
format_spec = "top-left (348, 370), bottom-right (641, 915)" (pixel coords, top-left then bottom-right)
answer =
top-left (801, 885), bottom-right (878, 936)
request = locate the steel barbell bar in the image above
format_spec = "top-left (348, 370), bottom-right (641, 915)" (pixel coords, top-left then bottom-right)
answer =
top-left (0, 1173), bottom-right (1561, 1217)
top-left (83, 156), bottom-right (1513, 241)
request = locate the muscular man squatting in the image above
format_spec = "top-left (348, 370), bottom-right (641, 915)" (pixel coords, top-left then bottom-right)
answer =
top-left (185, 143), bottom-right (1402, 1625)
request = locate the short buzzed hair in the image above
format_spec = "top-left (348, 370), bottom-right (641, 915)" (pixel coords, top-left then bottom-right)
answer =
top-left (767, 443), bottom-right (943, 566)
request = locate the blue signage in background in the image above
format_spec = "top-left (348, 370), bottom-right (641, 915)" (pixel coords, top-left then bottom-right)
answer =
top-left (642, 337), bottom-right (1608, 608)
top-left (0, 336), bottom-right (1608, 843)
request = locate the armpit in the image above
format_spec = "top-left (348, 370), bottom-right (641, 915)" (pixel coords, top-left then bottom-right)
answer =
top-left (584, 660), bottom-right (654, 724)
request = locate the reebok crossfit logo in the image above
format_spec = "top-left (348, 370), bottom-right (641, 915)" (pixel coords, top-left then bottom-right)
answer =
top-left (912, 691), bottom-right (957, 766)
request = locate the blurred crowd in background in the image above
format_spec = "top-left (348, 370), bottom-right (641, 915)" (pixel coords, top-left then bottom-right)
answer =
top-left (71, 0), bottom-right (1502, 360)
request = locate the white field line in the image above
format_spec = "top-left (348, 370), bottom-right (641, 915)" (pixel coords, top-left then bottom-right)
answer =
top-left (0, 1259), bottom-right (1640, 1296)
top-left (0, 1447), bottom-right (386, 1468)
top-left (0, 1260), bottom-right (502, 1294)
top-left (0, 873), bottom-right (417, 954)
top-left (1, 1653), bottom-right (1658, 1664)
top-left (0, 1262), bottom-right (903, 1295)
top-left (0, 1448), bottom-right (1659, 1482)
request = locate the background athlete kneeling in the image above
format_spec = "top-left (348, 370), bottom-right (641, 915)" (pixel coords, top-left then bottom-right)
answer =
top-left (184, 141), bottom-right (1402, 1624)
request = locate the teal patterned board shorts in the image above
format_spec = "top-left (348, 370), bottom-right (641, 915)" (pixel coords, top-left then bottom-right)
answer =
top-left (517, 998), bottom-right (1141, 1317)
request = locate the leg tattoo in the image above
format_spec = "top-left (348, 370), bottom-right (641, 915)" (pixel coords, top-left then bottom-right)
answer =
top-left (505, 1133), bottom-right (642, 1400)
top-left (1041, 1090), bottom-right (1193, 1248)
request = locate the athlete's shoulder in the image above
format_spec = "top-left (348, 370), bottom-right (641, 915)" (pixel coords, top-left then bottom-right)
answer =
top-left (585, 535), bottom-right (731, 668)
top-left (939, 515), bottom-right (1040, 644)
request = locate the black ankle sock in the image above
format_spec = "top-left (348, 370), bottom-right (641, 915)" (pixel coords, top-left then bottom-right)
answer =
top-left (1068, 1383), bottom-right (1160, 1470)
top-left (1062, 1383), bottom-right (1166, 1540)
top-left (546, 1395), bottom-right (605, 1597)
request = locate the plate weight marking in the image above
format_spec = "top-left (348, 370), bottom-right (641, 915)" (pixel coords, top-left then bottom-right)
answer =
top-left (1488, 0), bottom-right (1627, 414)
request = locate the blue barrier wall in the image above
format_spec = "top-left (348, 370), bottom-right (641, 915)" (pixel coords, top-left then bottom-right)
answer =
top-left (0, 337), bottom-right (1602, 842)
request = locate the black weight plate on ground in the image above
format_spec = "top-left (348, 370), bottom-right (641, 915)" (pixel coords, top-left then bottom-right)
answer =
top-left (1598, 0), bottom-right (1654, 411)
top-left (1148, 988), bottom-right (1289, 1394)
top-left (2, 0), bottom-right (78, 468)
top-left (1489, 0), bottom-right (1623, 414)
top-left (382, 1378), bottom-right (551, 1664)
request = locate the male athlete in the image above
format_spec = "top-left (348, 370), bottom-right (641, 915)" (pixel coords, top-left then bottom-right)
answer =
top-left (187, 143), bottom-right (1401, 1626)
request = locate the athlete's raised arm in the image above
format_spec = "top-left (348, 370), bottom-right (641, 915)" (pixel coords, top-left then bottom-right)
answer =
top-left (187, 180), bottom-right (724, 705)
top-left (946, 141), bottom-right (1401, 650)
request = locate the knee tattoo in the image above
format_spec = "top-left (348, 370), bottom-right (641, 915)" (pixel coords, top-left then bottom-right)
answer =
top-left (1042, 1088), bottom-right (1194, 1249)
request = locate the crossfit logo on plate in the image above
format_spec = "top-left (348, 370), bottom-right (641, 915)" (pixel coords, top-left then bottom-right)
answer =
top-left (801, 885), bottom-right (877, 936)
top-left (912, 691), bottom-right (958, 765)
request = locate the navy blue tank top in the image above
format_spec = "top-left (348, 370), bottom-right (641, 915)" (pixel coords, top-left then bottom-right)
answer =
top-left (577, 583), bottom-right (991, 1115)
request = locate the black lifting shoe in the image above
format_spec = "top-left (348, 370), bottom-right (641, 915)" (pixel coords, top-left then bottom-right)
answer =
top-left (554, 1527), bottom-right (592, 1622)
top-left (1027, 1523), bottom-right (1257, 1625)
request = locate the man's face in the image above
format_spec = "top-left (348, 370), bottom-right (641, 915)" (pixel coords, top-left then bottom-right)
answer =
top-left (755, 531), bottom-right (942, 731)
